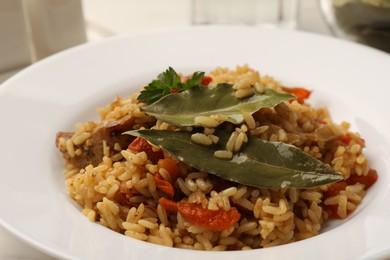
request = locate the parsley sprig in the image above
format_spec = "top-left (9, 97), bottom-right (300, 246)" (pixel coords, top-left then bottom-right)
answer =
top-left (137, 67), bottom-right (205, 104)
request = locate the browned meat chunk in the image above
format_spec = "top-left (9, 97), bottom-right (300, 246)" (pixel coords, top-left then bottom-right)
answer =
top-left (56, 116), bottom-right (136, 169)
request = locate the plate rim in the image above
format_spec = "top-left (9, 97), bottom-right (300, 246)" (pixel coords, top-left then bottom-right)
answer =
top-left (1, 25), bottom-right (390, 260)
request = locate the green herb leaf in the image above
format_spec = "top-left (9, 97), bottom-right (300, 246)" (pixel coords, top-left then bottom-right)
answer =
top-left (143, 83), bottom-right (295, 127)
top-left (183, 71), bottom-right (205, 90)
top-left (125, 129), bottom-right (344, 189)
top-left (137, 67), bottom-right (205, 104)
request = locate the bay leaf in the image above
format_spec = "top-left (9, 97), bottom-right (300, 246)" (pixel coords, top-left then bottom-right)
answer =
top-left (142, 84), bottom-right (295, 127)
top-left (125, 129), bottom-right (344, 189)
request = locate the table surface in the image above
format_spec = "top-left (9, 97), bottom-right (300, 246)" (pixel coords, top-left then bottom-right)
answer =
top-left (0, 0), bottom-right (334, 259)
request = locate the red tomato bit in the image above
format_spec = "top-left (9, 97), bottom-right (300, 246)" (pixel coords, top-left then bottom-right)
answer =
top-left (159, 197), bottom-right (178, 214)
top-left (323, 181), bottom-right (347, 199)
top-left (347, 169), bottom-right (378, 189)
top-left (324, 205), bottom-right (341, 219)
top-left (177, 201), bottom-right (240, 232)
top-left (115, 182), bottom-right (139, 206)
top-left (324, 169), bottom-right (378, 219)
top-left (170, 88), bottom-right (179, 93)
top-left (128, 136), bottom-right (164, 164)
top-left (157, 158), bottom-right (181, 181)
top-left (322, 181), bottom-right (347, 219)
top-left (282, 87), bottom-right (311, 104)
top-left (182, 75), bottom-right (213, 87)
top-left (340, 134), bottom-right (352, 144)
top-left (154, 174), bottom-right (175, 198)
top-left (200, 76), bottom-right (212, 86)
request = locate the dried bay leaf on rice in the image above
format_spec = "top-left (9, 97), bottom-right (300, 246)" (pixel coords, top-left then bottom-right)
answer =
top-left (125, 129), bottom-right (344, 189)
top-left (142, 83), bottom-right (295, 127)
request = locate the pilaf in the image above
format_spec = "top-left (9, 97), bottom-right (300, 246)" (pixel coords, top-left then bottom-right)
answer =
top-left (56, 65), bottom-right (377, 250)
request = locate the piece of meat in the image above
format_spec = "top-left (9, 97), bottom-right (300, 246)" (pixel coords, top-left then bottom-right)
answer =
top-left (56, 115), bottom-right (137, 168)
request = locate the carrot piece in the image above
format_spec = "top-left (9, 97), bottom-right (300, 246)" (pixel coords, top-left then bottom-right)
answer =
top-left (157, 158), bottom-right (181, 180)
top-left (282, 87), bottom-right (311, 104)
top-left (154, 174), bottom-right (175, 198)
top-left (177, 201), bottom-right (240, 232)
top-left (159, 197), bottom-right (178, 214)
top-left (347, 169), bottom-right (378, 189)
top-left (128, 136), bottom-right (164, 164)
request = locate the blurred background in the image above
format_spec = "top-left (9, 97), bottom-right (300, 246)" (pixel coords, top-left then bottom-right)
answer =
top-left (0, 0), bottom-right (389, 259)
top-left (1, 0), bottom-right (390, 86)
top-left (0, 0), bottom-right (333, 85)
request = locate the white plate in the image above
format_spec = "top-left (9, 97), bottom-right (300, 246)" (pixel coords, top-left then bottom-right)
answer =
top-left (0, 26), bottom-right (390, 260)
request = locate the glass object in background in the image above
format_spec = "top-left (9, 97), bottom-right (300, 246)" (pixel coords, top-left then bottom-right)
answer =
top-left (24, 0), bottom-right (87, 60)
top-left (191, 0), bottom-right (300, 29)
top-left (320, 0), bottom-right (390, 53)
top-left (0, 0), bottom-right (31, 73)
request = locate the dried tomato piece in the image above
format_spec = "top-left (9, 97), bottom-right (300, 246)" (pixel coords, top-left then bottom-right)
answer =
top-left (128, 136), bottom-right (163, 164)
top-left (282, 87), bottom-right (311, 104)
top-left (324, 204), bottom-right (341, 219)
top-left (347, 169), bottom-right (378, 189)
top-left (154, 174), bottom-right (175, 198)
top-left (159, 197), bottom-right (178, 214)
top-left (323, 181), bottom-right (347, 199)
top-left (201, 76), bottom-right (212, 86)
top-left (157, 158), bottom-right (181, 180)
top-left (323, 181), bottom-right (347, 219)
top-left (324, 169), bottom-right (378, 219)
top-left (115, 182), bottom-right (138, 206)
top-left (177, 201), bottom-right (240, 232)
